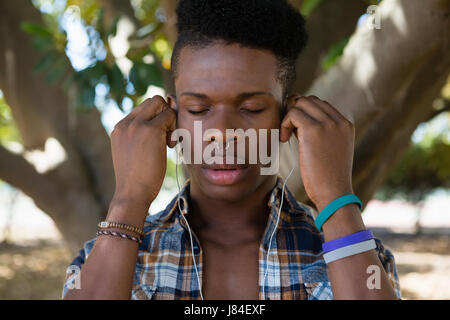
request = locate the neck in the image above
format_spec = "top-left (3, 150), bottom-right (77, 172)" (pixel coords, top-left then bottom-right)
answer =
top-left (187, 175), bottom-right (278, 245)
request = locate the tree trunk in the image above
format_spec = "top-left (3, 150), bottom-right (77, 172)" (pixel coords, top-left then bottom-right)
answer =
top-left (281, 0), bottom-right (450, 209)
top-left (0, 0), bottom-right (115, 253)
top-left (292, 0), bottom-right (368, 94)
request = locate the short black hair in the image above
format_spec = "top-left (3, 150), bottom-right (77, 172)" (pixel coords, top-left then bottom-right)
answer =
top-left (171, 0), bottom-right (308, 96)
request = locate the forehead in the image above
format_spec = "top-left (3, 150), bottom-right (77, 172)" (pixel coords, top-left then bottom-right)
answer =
top-left (175, 43), bottom-right (282, 101)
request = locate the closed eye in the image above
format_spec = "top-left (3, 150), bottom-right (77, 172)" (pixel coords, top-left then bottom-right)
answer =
top-left (187, 109), bottom-right (208, 115)
top-left (241, 108), bottom-right (265, 114)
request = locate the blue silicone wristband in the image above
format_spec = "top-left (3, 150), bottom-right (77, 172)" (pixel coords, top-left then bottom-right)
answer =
top-left (322, 229), bottom-right (373, 253)
top-left (315, 194), bottom-right (362, 232)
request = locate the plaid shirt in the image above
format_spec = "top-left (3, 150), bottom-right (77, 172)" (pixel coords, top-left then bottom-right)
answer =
top-left (62, 177), bottom-right (401, 300)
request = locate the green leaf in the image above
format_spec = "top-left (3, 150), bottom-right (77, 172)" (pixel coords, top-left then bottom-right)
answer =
top-left (45, 57), bottom-right (67, 84)
top-left (0, 98), bottom-right (21, 143)
top-left (34, 51), bottom-right (58, 73)
top-left (75, 62), bottom-right (107, 86)
top-left (76, 85), bottom-right (96, 109)
top-left (107, 16), bottom-right (120, 37)
top-left (62, 74), bottom-right (75, 92)
top-left (107, 63), bottom-right (126, 106)
top-left (21, 22), bottom-right (53, 38)
top-left (32, 36), bottom-right (54, 52)
top-left (129, 62), bottom-right (163, 96)
top-left (300, 0), bottom-right (322, 16)
top-left (321, 38), bottom-right (350, 71)
top-left (88, 62), bottom-right (107, 84)
top-left (96, 8), bottom-right (105, 38)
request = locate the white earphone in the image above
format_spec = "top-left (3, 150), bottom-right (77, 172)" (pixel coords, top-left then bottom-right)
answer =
top-left (175, 150), bottom-right (204, 300)
top-left (262, 139), bottom-right (296, 300)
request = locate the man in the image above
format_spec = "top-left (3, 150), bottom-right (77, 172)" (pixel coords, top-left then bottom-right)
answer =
top-left (62, 0), bottom-right (401, 300)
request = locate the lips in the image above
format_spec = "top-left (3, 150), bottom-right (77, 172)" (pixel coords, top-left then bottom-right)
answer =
top-left (201, 162), bottom-right (249, 185)
top-left (202, 163), bottom-right (247, 170)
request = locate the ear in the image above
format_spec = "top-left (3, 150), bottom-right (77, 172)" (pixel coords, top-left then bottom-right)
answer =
top-left (167, 94), bottom-right (177, 111)
top-left (166, 93), bottom-right (178, 149)
top-left (280, 94), bottom-right (290, 123)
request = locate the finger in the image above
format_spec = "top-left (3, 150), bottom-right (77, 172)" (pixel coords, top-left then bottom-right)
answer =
top-left (285, 94), bottom-right (301, 107)
top-left (288, 105), bottom-right (320, 124)
top-left (114, 113), bottom-right (135, 131)
top-left (151, 107), bottom-right (177, 147)
top-left (126, 100), bottom-right (148, 118)
top-left (280, 107), bottom-right (315, 142)
top-left (136, 95), bottom-right (169, 121)
top-left (292, 96), bottom-right (329, 123)
top-left (279, 119), bottom-right (294, 143)
top-left (307, 95), bottom-right (346, 123)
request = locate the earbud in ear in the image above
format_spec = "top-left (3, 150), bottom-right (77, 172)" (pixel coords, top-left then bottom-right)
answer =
top-left (167, 94), bottom-right (178, 112)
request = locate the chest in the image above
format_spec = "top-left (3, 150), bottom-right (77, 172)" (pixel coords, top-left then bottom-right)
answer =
top-left (131, 227), bottom-right (331, 300)
top-left (200, 240), bottom-right (261, 300)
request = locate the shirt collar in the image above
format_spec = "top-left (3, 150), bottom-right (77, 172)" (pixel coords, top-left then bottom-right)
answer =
top-left (156, 175), bottom-right (299, 226)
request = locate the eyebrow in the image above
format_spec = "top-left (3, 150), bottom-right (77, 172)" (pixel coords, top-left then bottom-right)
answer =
top-left (179, 91), bottom-right (273, 100)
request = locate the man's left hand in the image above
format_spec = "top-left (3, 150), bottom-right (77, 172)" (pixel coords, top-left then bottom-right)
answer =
top-left (280, 95), bottom-right (356, 212)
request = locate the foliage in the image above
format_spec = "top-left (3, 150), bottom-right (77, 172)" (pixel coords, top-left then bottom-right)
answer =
top-left (375, 123), bottom-right (450, 203)
top-left (23, 0), bottom-right (171, 111)
top-left (300, 0), bottom-right (322, 16)
top-left (21, 21), bottom-right (70, 86)
top-left (321, 37), bottom-right (349, 71)
top-left (0, 94), bottom-right (21, 145)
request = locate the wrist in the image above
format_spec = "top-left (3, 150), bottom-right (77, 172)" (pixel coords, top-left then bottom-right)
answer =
top-left (313, 187), bottom-right (355, 213)
top-left (107, 197), bottom-right (150, 228)
top-left (111, 187), bottom-right (154, 210)
top-left (113, 183), bottom-right (158, 208)
top-left (321, 204), bottom-right (366, 242)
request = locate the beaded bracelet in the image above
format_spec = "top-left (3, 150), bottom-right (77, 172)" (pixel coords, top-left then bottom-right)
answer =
top-left (98, 220), bottom-right (145, 237)
top-left (96, 230), bottom-right (142, 245)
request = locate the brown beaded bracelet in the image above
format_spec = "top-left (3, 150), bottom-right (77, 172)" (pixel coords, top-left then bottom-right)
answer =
top-left (96, 230), bottom-right (142, 244)
top-left (98, 220), bottom-right (145, 237)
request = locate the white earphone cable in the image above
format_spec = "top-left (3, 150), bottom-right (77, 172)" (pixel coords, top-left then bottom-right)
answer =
top-left (174, 137), bottom-right (296, 301)
top-left (175, 149), bottom-right (204, 300)
top-left (262, 139), bottom-right (296, 300)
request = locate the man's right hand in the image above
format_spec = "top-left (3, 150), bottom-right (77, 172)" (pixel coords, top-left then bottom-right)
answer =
top-left (109, 95), bottom-right (177, 221)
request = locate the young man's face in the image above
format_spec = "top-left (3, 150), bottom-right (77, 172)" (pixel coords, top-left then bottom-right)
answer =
top-left (170, 43), bottom-right (284, 202)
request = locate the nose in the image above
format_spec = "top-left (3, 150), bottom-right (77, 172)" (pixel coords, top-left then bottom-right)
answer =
top-left (204, 131), bottom-right (238, 149)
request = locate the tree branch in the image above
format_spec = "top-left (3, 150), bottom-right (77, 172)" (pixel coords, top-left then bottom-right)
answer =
top-left (0, 0), bottom-right (54, 149)
top-left (0, 144), bottom-right (56, 203)
top-left (97, 0), bottom-right (140, 29)
top-left (292, 0), bottom-right (367, 94)
top-left (161, 0), bottom-right (179, 47)
top-left (424, 98), bottom-right (450, 123)
top-left (0, 141), bottom-right (105, 252)
top-left (353, 50), bottom-right (450, 207)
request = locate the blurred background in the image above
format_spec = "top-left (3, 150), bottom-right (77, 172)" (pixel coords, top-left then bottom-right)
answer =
top-left (0, 0), bottom-right (449, 299)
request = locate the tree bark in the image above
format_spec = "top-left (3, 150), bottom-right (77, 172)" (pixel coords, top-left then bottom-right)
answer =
top-left (292, 0), bottom-right (368, 94)
top-left (281, 0), bottom-right (450, 209)
top-left (161, 0), bottom-right (179, 47)
top-left (97, 0), bottom-right (140, 28)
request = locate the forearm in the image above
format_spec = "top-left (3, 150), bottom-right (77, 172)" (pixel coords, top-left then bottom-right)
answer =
top-left (63, 201), bottom-right (148, 300)
top-left (317, 202), bottom-right (398, 300)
